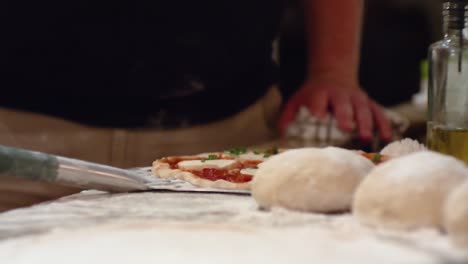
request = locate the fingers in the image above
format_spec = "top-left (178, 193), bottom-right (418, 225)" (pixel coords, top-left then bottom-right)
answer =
top-left (277, 88), bottom-right (329, 135)
top-left (307, 89), bottom-right (328, 120)
top-left (277, 93), bottom-right (302, 135)
top-left (352, 94), bottom-right (373, 140)
top-left (331, 94), bottom-right (355, 133)
top-left (278, 84), bottom-right (393, 142)
top-left (370, 101), bottom-right (393, 141)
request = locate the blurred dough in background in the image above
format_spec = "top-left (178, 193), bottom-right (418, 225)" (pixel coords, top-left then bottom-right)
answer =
top-left (285, 107), bottom-right (410, 148)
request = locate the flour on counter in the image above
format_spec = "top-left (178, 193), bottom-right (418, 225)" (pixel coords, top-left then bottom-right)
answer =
top-left (0, 186), bottom-right (466, 263)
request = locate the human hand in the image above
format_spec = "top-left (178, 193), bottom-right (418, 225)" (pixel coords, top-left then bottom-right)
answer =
top-left (277, 79), bottom-right (393, 141)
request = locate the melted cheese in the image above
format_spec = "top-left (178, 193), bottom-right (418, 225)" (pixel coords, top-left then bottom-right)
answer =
top-left (240, 168), bottom-right (258, 176)
top-left (239, 153), bottom-right (265, 161)
top-left (178, 159), bottom-right (236, 171)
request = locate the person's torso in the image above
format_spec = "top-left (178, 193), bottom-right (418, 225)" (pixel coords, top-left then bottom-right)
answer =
top-left (0, 0), bottom-right (284, 127)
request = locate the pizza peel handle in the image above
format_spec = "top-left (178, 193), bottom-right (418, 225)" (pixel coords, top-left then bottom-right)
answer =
top-left (0, 145), bottom-right (149, 192)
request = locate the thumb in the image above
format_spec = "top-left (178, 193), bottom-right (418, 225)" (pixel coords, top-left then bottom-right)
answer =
top-left (277, 95), bottom-right (301, 135)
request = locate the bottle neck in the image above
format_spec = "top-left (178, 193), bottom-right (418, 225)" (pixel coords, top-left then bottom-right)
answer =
top-left (443, 2), bottom-right (468, 39)
top-left (444, 28), bottom-right (468, 40)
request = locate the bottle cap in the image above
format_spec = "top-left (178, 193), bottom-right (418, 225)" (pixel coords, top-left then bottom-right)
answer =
top-left (444, 1), bottom-right (468, 29)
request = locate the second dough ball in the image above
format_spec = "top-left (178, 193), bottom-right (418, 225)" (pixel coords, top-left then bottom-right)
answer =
top-left (353, 152), bottom-right (468, 230)
top-left (251, 147), bottom-right (374, 213)
top-left (444, 181), bottom-right (468, 248)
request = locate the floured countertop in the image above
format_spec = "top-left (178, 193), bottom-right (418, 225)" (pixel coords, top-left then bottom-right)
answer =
top-left (0, 184), bottom-right (467, 263)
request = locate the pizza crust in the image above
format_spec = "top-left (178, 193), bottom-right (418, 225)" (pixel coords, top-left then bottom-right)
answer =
top-left (152, 159), bottom-right (250, 190)
top-left (151, 148), bottom-right (280, 191)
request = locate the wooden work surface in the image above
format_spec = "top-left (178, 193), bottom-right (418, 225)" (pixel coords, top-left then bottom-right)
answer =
top-left (0, 186), bottom-right (466, 264)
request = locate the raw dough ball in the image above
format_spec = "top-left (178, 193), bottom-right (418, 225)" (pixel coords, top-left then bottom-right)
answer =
top-left (251, 147), bottom-right (374, 212)
top-left (380, 138), bottom-right (426, 158)
top-left (444, 181), bottom-right (468, 248)
top-left (353, 152), bottom-right (468, 230)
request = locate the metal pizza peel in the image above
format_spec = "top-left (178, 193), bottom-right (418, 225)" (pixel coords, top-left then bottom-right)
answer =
top-left (0, 145), bottom-right (249, 194)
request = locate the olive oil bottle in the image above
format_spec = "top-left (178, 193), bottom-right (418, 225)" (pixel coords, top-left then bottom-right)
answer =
top-left (427, 1), bottom-right (468, 163)
top-left (427, 123), bottom-right (468, 163)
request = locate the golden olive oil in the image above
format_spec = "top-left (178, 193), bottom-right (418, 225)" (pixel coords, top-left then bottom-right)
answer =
top-left (427, 124), bottom-right (468, 163)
